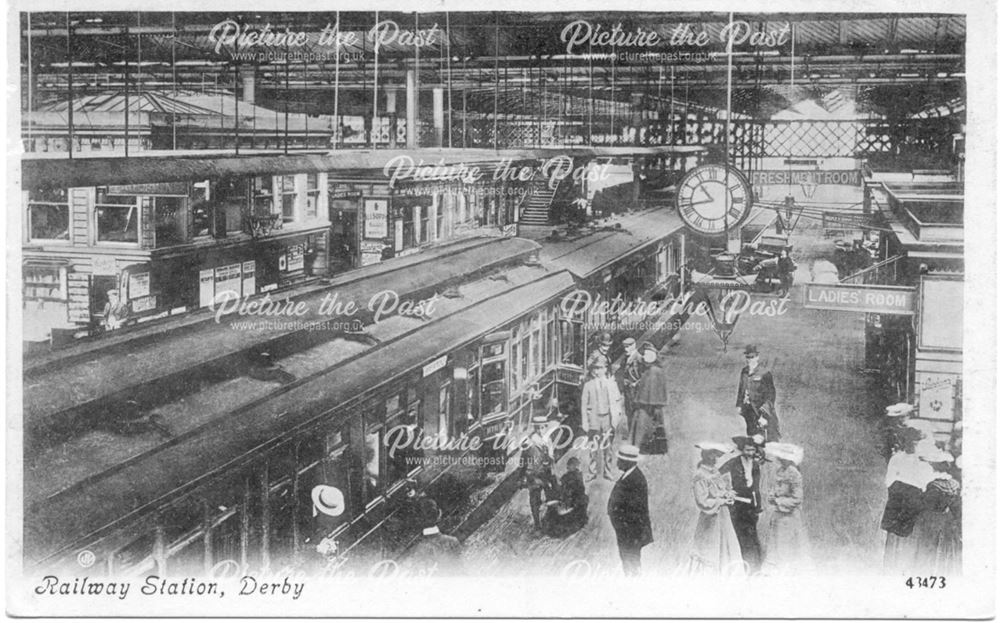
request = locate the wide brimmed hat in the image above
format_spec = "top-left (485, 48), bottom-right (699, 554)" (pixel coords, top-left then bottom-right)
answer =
top-left (311, 485), bottom-right (345, 518)
top-left (765, 442), bottom-right (804, 465)
top-left (885, 402), bottom-right (915, 417)
top-left (918, 448), bottom-right (954, 464)
top-left (617, 444), bottom-right (640, 462)
top-left (731, 435), bottom-right (757, 449)
top-left (531, 414), bottom-right (550, 426)
top-left (695, 441), bottom-right (734, 454)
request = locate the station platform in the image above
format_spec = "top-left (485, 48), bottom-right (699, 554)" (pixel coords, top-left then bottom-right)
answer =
top-left (461, 222), bottom-right (891, 576)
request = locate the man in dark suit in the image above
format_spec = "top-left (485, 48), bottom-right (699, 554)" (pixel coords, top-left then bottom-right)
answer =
top-left (720, 435), bottom-right (764, 574)
top-left (735, 344), bottom-right (781, 441)
top-left (607, 444), bottom-right (653, 576)
top-left (521, 415), bottom-right (558, 529)
top-left (404, 498), bottom-right (464, 576)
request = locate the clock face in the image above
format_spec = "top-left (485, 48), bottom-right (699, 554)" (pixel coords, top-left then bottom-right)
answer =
top-left (675, 164), bottom-right (753, 235)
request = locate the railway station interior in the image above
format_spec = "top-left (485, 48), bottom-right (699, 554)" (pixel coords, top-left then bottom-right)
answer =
top-left (18, 11), bottom-right (967, 580)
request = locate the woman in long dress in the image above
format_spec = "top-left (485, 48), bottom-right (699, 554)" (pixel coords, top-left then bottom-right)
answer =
top-left (911, 449), bottom-right (961, 575)
top-left (762, 443), bottom-right (808, 573)
top-left (882, 427), bottom-right (934, 573)
top-left (688, 442), bottom-right (744, 576)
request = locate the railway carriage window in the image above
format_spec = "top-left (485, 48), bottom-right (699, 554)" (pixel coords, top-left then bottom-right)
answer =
top-left (267, 481), bottom-right (296, 567)
top-left (111, 532), bottom-right (157, 576)
top-left (279, 175), bottom-right (298, 224)
top-left (207, 509), bottom-right (242, 570)
top-left (363, 431), bottom-right (381, 504)
top-left (319, 431), bottom-right (352, 529)
top-left (252, 176), bottom-right (274, 217)
top-left (161, 498), bottom-right (208, 575)
top-left (468, 366), bottom-right (481, 423)
top-left (305, 174), bottom-right (320, 219)
top-left (153, 196), bottom-right (185, 247)
top-left (95, 192), bottom-right (139, 243)
top-left (26, 189), bottom-right (70, 241)
top-left (480, 360), bottom-right (507, 416)
top-left (559, 318), bottom-right (584, 367)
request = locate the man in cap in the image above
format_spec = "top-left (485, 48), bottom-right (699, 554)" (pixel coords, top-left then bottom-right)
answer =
top-left (720, 435), bottom-right (764, 573)
top-left (607, 444), bottom-right (653, 576)
top-left (581, 359), bottom-right (623, 480)
top-left (617, 337), bottom-right (643, 417)
top-left (735, 344), bottom-right (781, 441)
top-left (520, 414), bottom-right (558, 529)
top-left (405, 498), bottom-right (464, 576)
top-left (586, 331), bottom-right (614, 374)
top-left (632, 341), bottom-right (670, 454)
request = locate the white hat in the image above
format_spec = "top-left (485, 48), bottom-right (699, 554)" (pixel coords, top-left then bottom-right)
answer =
top-left (617, 444), bottom-right (640, 462)
top-left (885, 402), bottom-right (914, 417)
top-left (918, 448), bottom-right (954, 463)
top-left (695, 441), bottom-right (734, 454)
top-left (311, 485), bottom-right (345, 518)
top-left (765, 442), bottom-right (804, 465)
top-left (532, 414), bottom-right (549, 426)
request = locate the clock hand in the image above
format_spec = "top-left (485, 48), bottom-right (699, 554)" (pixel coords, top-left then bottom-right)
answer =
top-left (698, 186), bottom-right (715, 202)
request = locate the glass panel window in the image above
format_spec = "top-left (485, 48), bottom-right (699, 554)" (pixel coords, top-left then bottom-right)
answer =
top-left (154, 197), bottom-right (185, 247)
top-left (23, 264), bottom-right (67, 300)
top-left (305, 174), bottom-right (320, 219)
top-left (363, 430), bottom-right (381, 504)
top-left (480, 360), bottom-right (507, 416)
top-left (280, 175), bottom-right (297, 223)
top-left (253, 176), bottom-right (274, 217)
top-left (559, 319), bottom-right (584, 367)
top-left (27, 189), bottom-right (70, 241)
top-left (96, 193), bottom-right (139, 243)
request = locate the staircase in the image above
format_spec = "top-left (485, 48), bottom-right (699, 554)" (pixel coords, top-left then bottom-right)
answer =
top-left (519, 178), bottom-right (556, 228)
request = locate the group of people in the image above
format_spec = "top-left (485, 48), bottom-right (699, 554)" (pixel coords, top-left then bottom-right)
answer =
top-left (880, 402), bottom-right (962, 575)
top-left (582, 332), bottom-right (672, 481)
top-left (689, 435), bottom-right (807, 576)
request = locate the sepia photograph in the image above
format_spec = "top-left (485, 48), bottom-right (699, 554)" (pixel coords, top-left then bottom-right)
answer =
top-left (5, 0), bottom-right (995, 617)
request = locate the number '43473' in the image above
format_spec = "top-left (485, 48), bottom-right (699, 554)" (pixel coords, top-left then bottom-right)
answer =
top-left (906, 576), bottom-right (946, 588)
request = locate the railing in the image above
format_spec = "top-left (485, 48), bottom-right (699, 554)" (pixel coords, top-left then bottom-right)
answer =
top-left (840, 254), bottom-right (904, 285)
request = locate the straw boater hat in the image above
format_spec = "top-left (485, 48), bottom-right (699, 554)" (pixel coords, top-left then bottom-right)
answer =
top-left (532, 414), bottom-right (549, 426)
top-left (918, 448), bottom-right (954, 464)
top-left (885, 403), bottom-right (915, 417)
top-left (617, 444), bottom-right (640, 463)
top-left (696, 441), bottom-right (734, 454)
top-left (311, 485), bottom-right (345, 518)
top-left (765, 442), bottom-right (805, 465)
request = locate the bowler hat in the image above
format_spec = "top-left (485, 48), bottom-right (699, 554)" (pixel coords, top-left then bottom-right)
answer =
top-left (731, 435), bottom-right (755, 449)
top-left (599, 332), bottom-right (613, 346)
top-left (743, 344), bottom-right (759, 356)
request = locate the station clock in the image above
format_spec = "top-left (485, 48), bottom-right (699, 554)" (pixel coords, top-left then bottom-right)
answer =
top-left (675, 163), bottom-right (753, 235)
